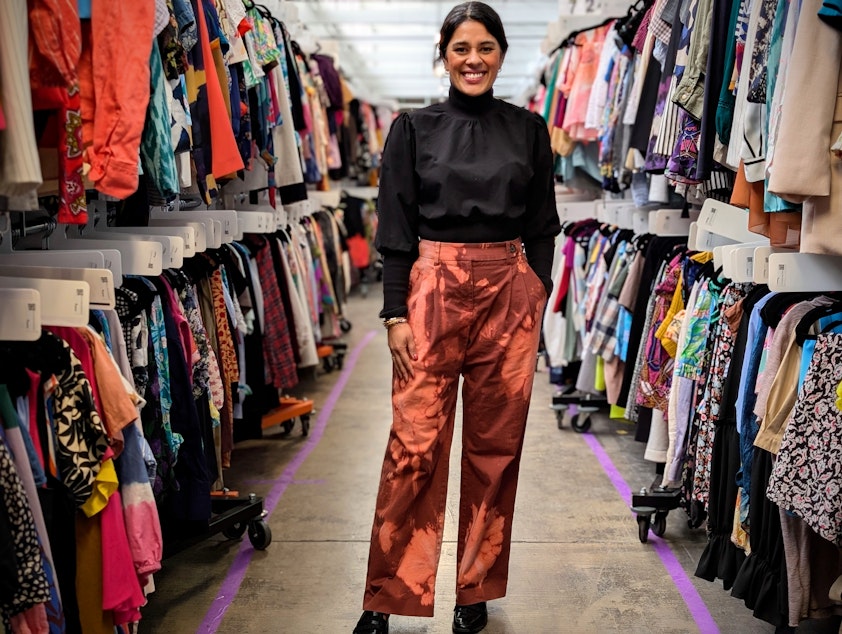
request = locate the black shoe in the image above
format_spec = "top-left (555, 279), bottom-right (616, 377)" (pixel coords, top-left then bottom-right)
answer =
top-left (353, 611), bottom-right (389, 633)
top-left (453, 602), bottom-right (487, 633)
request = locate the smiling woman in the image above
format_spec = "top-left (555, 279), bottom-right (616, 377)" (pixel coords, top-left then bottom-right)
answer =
top-left (438, 3), bottom-right (508, 97)
top-left (353, 2), bottom-right (562, 634)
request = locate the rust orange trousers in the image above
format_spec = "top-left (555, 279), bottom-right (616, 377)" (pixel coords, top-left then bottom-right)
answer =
top-left (363, 239), bottom-right (547, 617)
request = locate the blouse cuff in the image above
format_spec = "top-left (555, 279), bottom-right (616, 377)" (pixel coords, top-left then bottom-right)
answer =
top-left (379, 249), bottom-right (416, 319)
top-left (525, 238), bottom-right (555, 295)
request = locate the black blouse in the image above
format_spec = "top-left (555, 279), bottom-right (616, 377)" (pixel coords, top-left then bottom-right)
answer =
top-left (375, 87), bottom-right (562, 317)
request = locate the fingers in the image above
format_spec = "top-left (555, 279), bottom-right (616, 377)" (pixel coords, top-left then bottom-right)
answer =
top-left (388, 323), bottom-right (417, 382)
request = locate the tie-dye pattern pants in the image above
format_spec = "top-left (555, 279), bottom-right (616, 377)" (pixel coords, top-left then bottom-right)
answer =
top-left (363, 239), bottom-right (547, 616)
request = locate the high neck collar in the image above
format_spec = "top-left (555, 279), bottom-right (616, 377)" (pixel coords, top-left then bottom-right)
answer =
top-left (448, 86), bottom-right (495, 114)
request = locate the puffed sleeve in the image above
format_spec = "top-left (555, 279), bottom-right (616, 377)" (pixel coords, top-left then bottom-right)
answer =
top-left (522, 114), bottom-right (561, 295)
top-left (374, 113), bottom-right (420, 318)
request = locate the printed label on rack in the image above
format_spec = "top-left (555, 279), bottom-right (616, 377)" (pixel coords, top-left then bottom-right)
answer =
top-left (25, 303), bottom-right (37, 333)
top-left (74, 288), bottom-right (85, 315)
top-left (148, 250), bottom-right (158, 270)
top-left (100, 276), bottom-right (110, 300)
top-left (745, 256), bottom-right (753, 279)
top-left (776, 263), bottom-right (786, 288)
top-left (762, 254), bottom-right (770, 282)
top-left (705, 205), bottom-right (717, 227)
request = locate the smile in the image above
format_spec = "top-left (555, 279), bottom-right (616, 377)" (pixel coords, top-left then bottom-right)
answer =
top-left (462, 72), bottom-right (487, 80)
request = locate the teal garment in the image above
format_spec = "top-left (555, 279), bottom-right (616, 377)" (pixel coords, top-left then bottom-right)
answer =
top-left (0, 385), bottom-right (46, 488)
top-left (674, 279), bottom-right (716, 380)
top-left (764, 0), bottom-right (802, 212)
top-left (819, 0), bottom-right (842, 29)
top-left (557, 143), bottom-right (602, 183)
top-left (140, 41), bottom-right (179, 199)
top-left (715, 0), bottom-right (743, 145)
top-left (142, 277), bottom-right (184, 460)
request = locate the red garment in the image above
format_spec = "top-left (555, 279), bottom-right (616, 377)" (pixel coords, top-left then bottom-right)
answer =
top-left (28, 0), bottom-right (86, 223)
top-left (78, 2), bottom-right (155, 199)
top-left (28, 0), bottom-right (81, 89)
top-left (31, 86), bottom-right (87, 224)
top-left (195, 0), bottom-right (244, 179)
top-left (25, 369), bottom-right (46, 474)
top-left (255, 239), bottom-right (299, 390)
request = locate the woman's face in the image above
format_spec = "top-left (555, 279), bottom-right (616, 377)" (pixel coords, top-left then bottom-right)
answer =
top-left (443, 20), bottom-right (503, 97)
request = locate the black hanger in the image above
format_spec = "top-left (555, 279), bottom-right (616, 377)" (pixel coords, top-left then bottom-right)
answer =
top-left (550, 15), bottom-right (619, 55)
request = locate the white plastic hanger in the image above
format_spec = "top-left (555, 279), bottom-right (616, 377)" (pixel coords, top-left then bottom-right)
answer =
top-left (102, 225), bottom-right (198, 258)
top-left (56, 231), bottom-right (163, 276)
top-left (720, 241), bottom-right (767, 282)
top-left (752, 246), bottom-right (795, 284)
top-left (632, 209), bottom-right (650, 234)
top-left (767, 253), bottom-right (842, 292)
top-left (0, 264), bottom-right (115, 309)
top-left (150, 209), bottom-right (237, 244)
top-left (650, 209), bottom-right (700, 236)
top-left (0, 213), bottom-right (125, 286)
top-left (696, 199), bottom-right (758, 243)
top-left (236, 211), bottom-right (275, 238)
top-left (0, 288), bottom-right (41, 341)
top-left (0, 275), bottom-right (89, 327)
top-left (83, 232), bottom-right (183, 269)
top-left (235, 203), bottom-right (286, 233)
top-left (557, 201), bottom-right (598, 223)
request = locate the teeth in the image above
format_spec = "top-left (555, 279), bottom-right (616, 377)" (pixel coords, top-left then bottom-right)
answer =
top-left (464, 72), bottom-right (485, 79)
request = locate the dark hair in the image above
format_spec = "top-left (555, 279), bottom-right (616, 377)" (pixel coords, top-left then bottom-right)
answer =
top-left (438, 2), bottom-right (508, 60)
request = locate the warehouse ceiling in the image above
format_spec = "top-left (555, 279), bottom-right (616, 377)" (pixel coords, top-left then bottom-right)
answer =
top-left (286, 0), bottom-right (561, 108)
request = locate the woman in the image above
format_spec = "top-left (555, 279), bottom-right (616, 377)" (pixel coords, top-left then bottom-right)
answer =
top-left (354, 3), bottom-right (560, 633)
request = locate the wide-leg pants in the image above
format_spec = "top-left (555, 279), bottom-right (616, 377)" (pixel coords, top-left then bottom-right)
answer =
top-left (363, 239), bottom-right (547, 617)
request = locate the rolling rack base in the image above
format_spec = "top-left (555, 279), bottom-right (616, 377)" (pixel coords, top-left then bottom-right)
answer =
top-left (163, 491), bottom-right (271, 558)
top-left (550, 388), bottom-right (608, 433)
top-left (630, 476), bottom-right (681, 543)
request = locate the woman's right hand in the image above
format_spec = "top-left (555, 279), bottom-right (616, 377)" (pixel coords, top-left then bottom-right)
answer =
top-left (387, 322), bottom-right (417, 382)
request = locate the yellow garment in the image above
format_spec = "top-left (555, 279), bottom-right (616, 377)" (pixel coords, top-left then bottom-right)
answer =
top-left (655, 272), bottom-right (685, 357)
top-left (594, 357), bottom-right (606, 392)
top-left (691, 251), bottom-right (714, 264)
top-left (76, 514), bottom-right (115, 634)
top-left (80, 458), bottom-right (118, 518)
top-left (609, 404), bottom-right (628, 420)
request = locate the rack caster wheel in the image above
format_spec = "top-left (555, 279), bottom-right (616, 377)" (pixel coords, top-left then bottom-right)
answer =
top-left (222, 521), bottom-right (248, 540)
top-left (279, 420), bottom-right (294, 437)
top-left (340, 318), bottom-right (352, 333)
top-left (336, 353), bottom-right (345, 370)
top-left (300, 414), bottom-right (310, 437)
top-left (652, 511), bottom-right (668, 537)
top-left (571, 413), bottom-right (592, 433)
top-left (556, 410), bottom-right (565, 430)
top-left (632, 505), bottom-right (656, 544)
top-left (248, 520), bottom-right (272, 550)
top-left (322, 356), bottom-right (335, 373)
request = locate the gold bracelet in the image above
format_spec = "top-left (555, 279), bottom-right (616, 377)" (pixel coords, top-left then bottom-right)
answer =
top-left (383, 316), bottom-right (408, 329)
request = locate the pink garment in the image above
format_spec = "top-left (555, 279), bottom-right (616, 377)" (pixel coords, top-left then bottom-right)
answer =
top-left (10, 604), bottom-right (48, 634)
top-left (158, 276), bottom-right (198, 385)
top-left (100, 489), bottom-right (145, 625)
top-left (562, 25), bottom-right (610, 142)
top-left (0, 101), bottom-right (5, 130)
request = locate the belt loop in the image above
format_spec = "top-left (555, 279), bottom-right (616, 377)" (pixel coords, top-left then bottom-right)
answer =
top-left (435, 241), bottom-right (442, 263)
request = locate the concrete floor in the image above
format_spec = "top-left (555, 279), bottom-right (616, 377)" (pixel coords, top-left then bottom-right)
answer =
top-left (141, 287), bottom-right (788, 634)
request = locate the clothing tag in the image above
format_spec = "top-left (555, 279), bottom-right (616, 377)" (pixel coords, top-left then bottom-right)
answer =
top-left (745, 256), bottom-right (753, 279)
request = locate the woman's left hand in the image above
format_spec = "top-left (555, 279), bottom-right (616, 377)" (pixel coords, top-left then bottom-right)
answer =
top-left (387, 322), bottom-right (417, 382)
